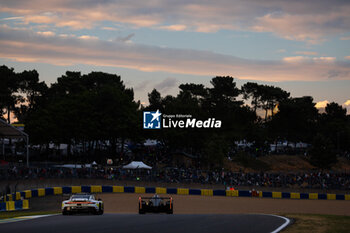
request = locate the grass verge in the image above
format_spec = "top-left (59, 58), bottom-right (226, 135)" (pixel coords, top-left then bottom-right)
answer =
top-left (282, 214), bottom-right (350, 233)
top-left (0, 210), bottom-right (60, 219)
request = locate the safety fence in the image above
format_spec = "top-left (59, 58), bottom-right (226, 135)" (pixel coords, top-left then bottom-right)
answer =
top-left (2, 185), bottom-right (350, 203)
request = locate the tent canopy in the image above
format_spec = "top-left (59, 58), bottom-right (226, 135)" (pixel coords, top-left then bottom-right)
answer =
top-left (122, 161), bottom-right (152, 169)
top-left (0, 119), bottom-right (28, 138)
top-left (143, 139), bottom-right (159, 146)
top-left (0, 119), bottom-right (30, 167)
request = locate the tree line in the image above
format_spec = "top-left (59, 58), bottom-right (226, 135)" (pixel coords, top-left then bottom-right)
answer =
top-left (1, 65), bottom-right (349, 168)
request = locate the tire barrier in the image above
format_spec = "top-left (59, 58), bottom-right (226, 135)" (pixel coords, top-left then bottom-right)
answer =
top-left (2, 186), bottom-right (349, 206)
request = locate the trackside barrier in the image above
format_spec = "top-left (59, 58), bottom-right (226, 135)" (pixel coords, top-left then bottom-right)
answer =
top-left (156, 187), bottom-right (166, 194)
top-left (45, 188), bottom-right (54, 196)
top-left (54, 187), bottom-right (63, 195)
top-left (24, 190), bottom-right (32, 198)
top-left (346, 195), bottom-right (350, 201)
top-left (213, 190), bottom-right (226, 196)
top-left (124, 186), bottom-right (135, 193)
top-left (82, 186), bottom-right (91, 193)
top-left (102, 186), bottom-right (113, 193)
top-left (135, 187), bottom-right (145, 193)
top-left (6, 201), bottom-right (15, 211)
top-left (327, 194), bottom-right (336, 200)
top-left (38, 188), bottom-right (45, 197)
top-left (336, 194), bottom-right (344, 200)
top-left (309, 193), bottom-right (318, 200)
top-left (71, 186), bottom-right (81, 193)
top-left (300, 193), bottom-right (309, 199)
top-left (291, 192), bottom-right (300, 199)
top-left (239, 190), bottom-right (251, 197)
top-left (16, 192), bottom-right (21, 200)
top-left (113, 186), bottom-right (124, 193)
top-left (318, 194), bottom-right (327, 200)
top-left (146, 187), bottom-right (155, 193)
top-left (272, 192), bottom-right (282, 198)
top-left (167, 188), bottom-right (177, 194)
top-left (225, 190), bottom-right (239, 197)
top-left (177, 188), bottom-right (189, 195)
top-left (0, 200), bottom-right (29, 212)
top-left (22, 199), bottom-right (29, 209)
top-left (189, 189), bottom-right (201, 195)
top-left (282, 192), bottom-right (290, 198)
top-left (262, 192), bottom-right (272, 198)
top-left (91, 186), bottom-right (102, 193)
top-left (5, 185), bottom-right (349, 208)
top-left (201, 189), bottom-right (213, 196)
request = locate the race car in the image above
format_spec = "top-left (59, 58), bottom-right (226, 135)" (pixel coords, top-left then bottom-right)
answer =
top-left (138, 194), bottom-right (173, 214)
top-left (62, 193), bottom-right (104, 215)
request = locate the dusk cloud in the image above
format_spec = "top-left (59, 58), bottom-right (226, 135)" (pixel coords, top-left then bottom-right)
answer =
top-left (1, 0), bottom-right (350, 43)
top-left (1, 25), bottom-right (349, 81)
top-left (315, 100), bottom-right (330, 109)
top-left (154, 77), bottom-right (178, 92)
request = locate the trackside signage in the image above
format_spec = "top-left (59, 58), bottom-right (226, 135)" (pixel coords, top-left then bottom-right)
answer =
top-left (143, 110), bottom-right (221, 129)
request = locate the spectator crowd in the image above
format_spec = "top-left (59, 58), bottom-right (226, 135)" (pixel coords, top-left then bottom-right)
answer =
top-left (1, 165), bottom-right (350, 191)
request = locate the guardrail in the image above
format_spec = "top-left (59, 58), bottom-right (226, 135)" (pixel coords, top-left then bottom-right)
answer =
top-left (2, 185), bottom-right (350, 202)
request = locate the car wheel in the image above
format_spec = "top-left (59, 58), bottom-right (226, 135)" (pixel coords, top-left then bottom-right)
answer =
top-left (139, 209), bottom-right (145, 214)
top-left (167, 209), bottom-right (173, 214)
top-left (97, 203), bottom-right (104, 215)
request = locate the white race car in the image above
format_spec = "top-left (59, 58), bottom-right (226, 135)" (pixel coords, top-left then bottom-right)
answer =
top-left (62, 193), bottom-right (104, 215)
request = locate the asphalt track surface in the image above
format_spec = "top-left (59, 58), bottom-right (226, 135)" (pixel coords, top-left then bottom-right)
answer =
top-left (0, 213), bottom-right (289, 233)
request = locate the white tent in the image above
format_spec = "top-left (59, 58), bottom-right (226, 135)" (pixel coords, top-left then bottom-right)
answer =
top-left (143, 139), bottom-right (159, 146)
top-left (122, 161), bottom-right (152, 169)
top-left (53, 164), bottom-right (92, 168)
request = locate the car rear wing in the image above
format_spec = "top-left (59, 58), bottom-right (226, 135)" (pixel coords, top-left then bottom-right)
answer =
top-left (139, 196), bottom-right (173, 210)
top-left (139, 197), bottom-right (172, 200)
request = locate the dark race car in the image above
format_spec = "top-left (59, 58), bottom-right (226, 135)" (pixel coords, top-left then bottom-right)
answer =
top-left (138, 194), bottom-right (173, 214)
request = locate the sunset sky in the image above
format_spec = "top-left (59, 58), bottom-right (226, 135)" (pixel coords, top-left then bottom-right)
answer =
top-left (0, 0), bottom-right (349, 110)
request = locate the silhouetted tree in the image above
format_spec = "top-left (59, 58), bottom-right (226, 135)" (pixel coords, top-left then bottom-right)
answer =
top-left (310, 134), bottom-right (337, 169)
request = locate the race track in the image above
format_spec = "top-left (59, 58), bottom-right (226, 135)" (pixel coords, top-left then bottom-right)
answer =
top-left (0, 214), bottom-right (289, 233)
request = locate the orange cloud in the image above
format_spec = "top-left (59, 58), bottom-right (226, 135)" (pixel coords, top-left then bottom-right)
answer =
top-left (295, 51), bottom-right (318, 56)
top-left (101, 26), bottom-right (119, 31)
top-left (79, 35), bottom-right (98, 40)
top-left (37, 31), bottom-right (55, 37)
top-left (24, 15), bottom-right (56, 24)
top-left (283, 56), bottom-right (336, 63)
top-left (315, 100), bottom-right (330, 108)
top-left (313, 57), bottom-right (336, 62)
top-left (158, 24), bottom-right (187, 31)
top-left (283, 56), bottom-right (309, 63)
